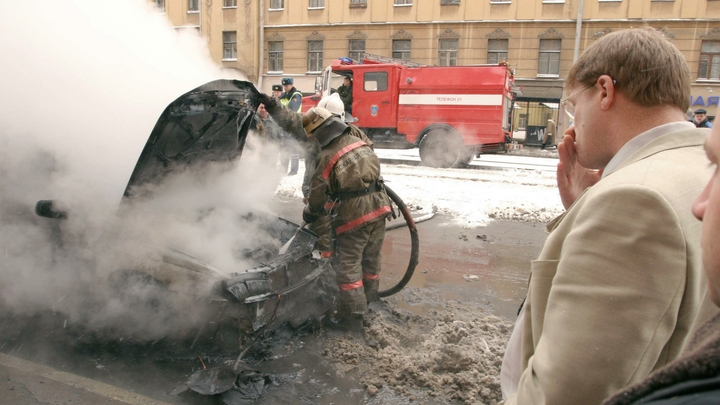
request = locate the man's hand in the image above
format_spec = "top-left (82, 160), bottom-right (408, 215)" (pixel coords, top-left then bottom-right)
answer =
top-left (557, 133), bottom-right (602, 209)
top-left (302, 207), bottom-right (319, 224)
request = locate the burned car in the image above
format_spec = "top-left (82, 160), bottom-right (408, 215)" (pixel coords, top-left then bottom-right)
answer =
top-left (35, 80), bottom-right (337, 347)
top-left (34, 79), bottom-right (419, 352)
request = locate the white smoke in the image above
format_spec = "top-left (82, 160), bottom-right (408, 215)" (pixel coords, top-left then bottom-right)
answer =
top-left (0, 0), bottom-right (286, 339)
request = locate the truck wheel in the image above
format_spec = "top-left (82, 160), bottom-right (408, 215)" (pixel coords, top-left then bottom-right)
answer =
top-left (455, 148), bottom-right (475, 168)
top-left (419, 128), bottom-right (463, 168)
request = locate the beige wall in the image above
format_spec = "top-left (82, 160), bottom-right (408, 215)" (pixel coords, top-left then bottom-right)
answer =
top-left (156, 0), bottom-right (720, 117)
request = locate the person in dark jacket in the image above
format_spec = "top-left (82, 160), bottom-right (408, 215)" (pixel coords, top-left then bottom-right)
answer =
top-left (279, 77), bottom-right (303, 113)
top-left (279, 78), bottom-right (303, 175)
top-left (336, 76), bottom-right (353, 115)
top-left (693, 108), bottom-right (713, 128)
top-left (602, 119), bottom-right (720, 405)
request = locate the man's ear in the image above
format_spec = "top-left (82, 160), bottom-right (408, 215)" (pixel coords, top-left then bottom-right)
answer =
top-left (597, 75), bottom-right (615, 112)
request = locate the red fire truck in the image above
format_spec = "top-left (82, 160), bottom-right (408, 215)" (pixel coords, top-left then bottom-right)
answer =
top-left (302, 54), bottom-right (517, 168)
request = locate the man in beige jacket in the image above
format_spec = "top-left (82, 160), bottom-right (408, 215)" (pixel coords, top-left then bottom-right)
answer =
top-left (501, 27), bottom-right (717, 405)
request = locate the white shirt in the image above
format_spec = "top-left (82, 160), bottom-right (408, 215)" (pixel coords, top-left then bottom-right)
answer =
top-left (602, 121), bottom-right (695, 178)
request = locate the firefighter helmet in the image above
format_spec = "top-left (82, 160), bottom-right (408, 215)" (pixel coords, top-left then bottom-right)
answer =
top-left (303, 107), bottom-right (334, 135)
top-left (317, 93), bottom-right (345, 121)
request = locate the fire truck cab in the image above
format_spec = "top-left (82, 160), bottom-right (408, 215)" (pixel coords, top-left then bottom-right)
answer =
top-left (302, 54), bottom-right (517, 168)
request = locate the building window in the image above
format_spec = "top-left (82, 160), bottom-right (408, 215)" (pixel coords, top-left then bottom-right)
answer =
top-left (269, 0), bottom-right (284, 9)
top-left (309, 0), bottom-right (324, 7)
top-left (223, 31), bottom-right (237, 60)
top-left (224, 0), bottom-right (237, 6)
top-left (154, 0), bottom-right (165, 11)
top-left (490, 0), bottom-right (511, 3)
top-left (269, 41), bottom-right (284, 72)
top-left (439, 39), bottom-right (458, 66)
top-left (699, 41), bottom-right (720, 80)
top-left (308, 41), bottom-right (324, 72)
top-left (350, 0), bottom-right (367, 7)
top-left (349, 40), bottom-right (366, 62)
top-left (393, 40), bottom-right (411, 61)
top-left (538, 39), bottom-right (561, 76)
top-left (394, 0), bottom-right (412, 5)
top-left (487, 39), bottom-right (508, 64)
top-left (441, 0), bottom-right (460, 4)
top-left (188, 0), bottom-right (199, 12)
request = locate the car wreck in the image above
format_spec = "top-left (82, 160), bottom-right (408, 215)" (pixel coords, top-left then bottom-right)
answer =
top-left (34, 79), bottom-right (419, 352)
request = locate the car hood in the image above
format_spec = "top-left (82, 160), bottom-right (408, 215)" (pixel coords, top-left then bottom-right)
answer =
top-left (122, 79), bottom-right (260, 200)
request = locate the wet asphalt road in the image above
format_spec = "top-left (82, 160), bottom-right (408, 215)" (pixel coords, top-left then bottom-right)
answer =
top-left (0, 174), bottom-right (549, 404)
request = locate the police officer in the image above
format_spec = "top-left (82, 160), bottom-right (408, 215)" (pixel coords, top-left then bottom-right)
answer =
top-left (693, 108), bottom-right (714, 128)
top-left (278, 78), bottom-right (302, 175)
top-left (302, 107), bottom-right (391, 330)
top-left (271, 84), bottom-right (283, 99)
top-left (280, 78), bottom-right (303, 113)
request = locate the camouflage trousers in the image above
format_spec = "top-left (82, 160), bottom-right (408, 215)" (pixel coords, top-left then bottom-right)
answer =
top-left (332, 219), bottom-right (386, 318)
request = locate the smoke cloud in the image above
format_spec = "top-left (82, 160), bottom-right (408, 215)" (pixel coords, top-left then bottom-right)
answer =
top-left (0, 0), bottom-right (286, 339)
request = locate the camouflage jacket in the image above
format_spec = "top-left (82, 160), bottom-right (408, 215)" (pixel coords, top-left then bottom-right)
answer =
top-left (267, 105), bottom-right (374, 199)
top-left (308, 131), bottom-right (390, 234)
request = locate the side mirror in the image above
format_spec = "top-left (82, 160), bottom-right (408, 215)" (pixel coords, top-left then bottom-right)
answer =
top-left (35, 200), bottom-right (68, 219)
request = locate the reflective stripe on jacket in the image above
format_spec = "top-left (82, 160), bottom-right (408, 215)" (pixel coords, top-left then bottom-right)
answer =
top-left (280, 89), bottom-right (303, 113)
top-left (308, 132), bottom-right (391, 235)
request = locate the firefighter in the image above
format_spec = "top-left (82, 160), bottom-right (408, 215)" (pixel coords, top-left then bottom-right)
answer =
top-left (256, 92), bottom-right (375, 260)
top-left (302, 107), bottom-right (391, 330)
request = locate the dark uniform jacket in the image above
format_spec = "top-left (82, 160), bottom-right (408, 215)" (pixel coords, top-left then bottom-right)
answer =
top-left (337, 84), bottom-right (353, 114)
top-left (279, 87), bottom-right (303, 113)
top-left (696, 118), bottom-right (713, 128)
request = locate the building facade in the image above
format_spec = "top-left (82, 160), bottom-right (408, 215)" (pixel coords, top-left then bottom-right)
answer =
top-left (153, 0), bottom-right (720, 132)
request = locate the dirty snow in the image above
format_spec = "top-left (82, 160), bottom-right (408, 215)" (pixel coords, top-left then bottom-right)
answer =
top-left (274, 151), bottom-right (565, 227)
top-left (274, 150), bottom-right (563, 405)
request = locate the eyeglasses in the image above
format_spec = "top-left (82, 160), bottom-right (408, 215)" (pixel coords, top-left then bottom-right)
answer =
top-left (560, 84), bottom-right (594, 121)
top-left (561, 79), bottom-right (617, 121)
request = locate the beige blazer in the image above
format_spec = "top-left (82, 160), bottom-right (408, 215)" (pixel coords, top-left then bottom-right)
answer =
top-left (506, 129), bottom-right (718, 405)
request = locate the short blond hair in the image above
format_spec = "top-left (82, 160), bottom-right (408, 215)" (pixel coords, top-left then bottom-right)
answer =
top-left (567, 27), bottom-right (690, 112)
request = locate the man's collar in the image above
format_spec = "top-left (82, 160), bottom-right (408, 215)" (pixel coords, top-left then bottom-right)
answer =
top-left (601, 121), bottom-right (695, 178)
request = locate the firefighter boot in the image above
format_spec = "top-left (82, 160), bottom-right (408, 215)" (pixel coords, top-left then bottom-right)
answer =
top-left (363, 277), bottom-right (380, 303)
top-left (337, 287), bottom-right (368, 318)
top-left (327, 287), bottom-right (367, 332)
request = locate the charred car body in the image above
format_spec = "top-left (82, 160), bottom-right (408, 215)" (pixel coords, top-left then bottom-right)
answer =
top-left (35, 79), bottom-right (419, 349)
top-left (35, 80), bottom-right (337, 345)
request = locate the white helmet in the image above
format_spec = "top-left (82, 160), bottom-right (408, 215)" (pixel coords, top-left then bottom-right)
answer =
top-left (317, 93), bottom-right (345, 121)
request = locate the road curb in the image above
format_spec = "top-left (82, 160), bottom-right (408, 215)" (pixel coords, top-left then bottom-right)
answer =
top-left (0, 353), bottom-right (173, 405)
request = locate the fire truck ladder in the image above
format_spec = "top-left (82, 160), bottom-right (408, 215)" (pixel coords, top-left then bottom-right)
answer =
top-left (361, 53), bottom-right (426, 68)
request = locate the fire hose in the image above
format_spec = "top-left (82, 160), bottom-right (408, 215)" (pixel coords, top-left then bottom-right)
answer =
top-left (378, 185), bottom-right (420, 298)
